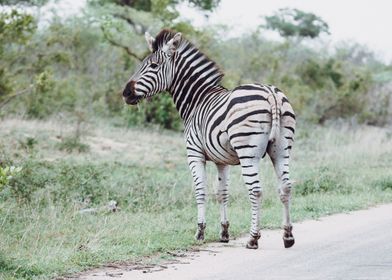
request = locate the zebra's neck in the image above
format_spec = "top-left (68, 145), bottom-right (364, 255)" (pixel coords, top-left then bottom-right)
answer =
top-left (168, 42), bottom-right (225, 121)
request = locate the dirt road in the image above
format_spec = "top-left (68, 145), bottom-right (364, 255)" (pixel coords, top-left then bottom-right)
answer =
top-left (79, 204), bottom-right (392, 280)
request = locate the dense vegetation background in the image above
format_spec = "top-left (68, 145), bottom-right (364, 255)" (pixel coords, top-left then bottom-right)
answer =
top-left (1, 1), bottom-right (392, 279)
top-left (1, 0), bottom-right (391, 130)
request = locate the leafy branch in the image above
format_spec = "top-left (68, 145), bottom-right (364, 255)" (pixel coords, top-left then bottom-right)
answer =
top-left (0, 85), bottom-right (33, 109)
top-left (100, 25), bottom-right (144, 61)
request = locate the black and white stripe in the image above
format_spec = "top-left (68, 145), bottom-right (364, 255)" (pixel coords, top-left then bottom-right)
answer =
top-left (123, 30), bottom-right (296, 249)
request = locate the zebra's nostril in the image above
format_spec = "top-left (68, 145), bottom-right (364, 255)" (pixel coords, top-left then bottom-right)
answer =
top-left (122, 84), bottom-right (131, 98)
top-left (123, 80), bottom-right (136, 97)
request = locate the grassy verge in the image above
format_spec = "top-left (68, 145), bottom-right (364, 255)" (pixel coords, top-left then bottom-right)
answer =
top-left (0, 118), bottom-right (391, 280)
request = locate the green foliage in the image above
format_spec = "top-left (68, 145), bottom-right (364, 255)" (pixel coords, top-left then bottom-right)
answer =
top-left (89, 0), bottom-right (220, 12)
top-left (0, 9), bottom-right (35, 47)
top-left (299, 59), bottom-right (343, 88)
top-left (219, 30), bottom-right (385, 124)
top-left (18, 136), bottom-right (38, 152)
top-left (0, 252), bottom-right (44, 280)
top-left (0, 0), bottom-right (48, 5)
top-left (0, 165), bottom-right (22, 191)
top-left (4, 160), bottom-right (107, 204)
top-left (88, 0), bottom-right (219, 64)
top-left (0, 9), bottom-right (36, 100)
top-left (375, 177), bottom-right (392, 191)
top-left (295, 167), bottom-right (348, 195)
top-left (295, 57), bottom-right (373, 123)
top-left (187, 0), bottom-right (220, 11)
top-left (0, 68), bottom-right (12, 97)
top-left (0, 3), bottom-right (390, 128)
top-left (3, 158), bottom-right (187, 208)
top-left (25, 71), bottom-right (56, 118)
top-left (264, 8), bottom-right (329, 39)
top-left (124, 93), bottom-right (182, 130)
top-left (57, 111), bottom-right (90, 153)
top-left (57, 136), bottom-right (90, 153)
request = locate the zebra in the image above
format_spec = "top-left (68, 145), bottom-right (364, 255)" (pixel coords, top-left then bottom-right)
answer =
top-left (122, 30), bottom-right (296, 249)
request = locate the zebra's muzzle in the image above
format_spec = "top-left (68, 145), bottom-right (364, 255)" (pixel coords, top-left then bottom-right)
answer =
top-left (122, 81), bottom-right (135, 98)
top-left (125, 96), bottom-right (141, 105)
top-left (123, 80), bottom-right (141, 105)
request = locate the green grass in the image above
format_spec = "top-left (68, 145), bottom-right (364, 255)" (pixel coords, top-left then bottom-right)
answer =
top-left (56, 136), bottom-right (90, 153)
top-left (0, 118), bottom-right (391, 280)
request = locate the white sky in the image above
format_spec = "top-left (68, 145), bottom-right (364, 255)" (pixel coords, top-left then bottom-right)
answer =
top-left (42, 0), bottom-right (392, 63)
top-left (179, 0), bottom-right (392, 63)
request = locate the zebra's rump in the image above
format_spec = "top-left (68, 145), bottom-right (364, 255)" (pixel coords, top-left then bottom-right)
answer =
top-left (187, 83), bottom-right (295, 165)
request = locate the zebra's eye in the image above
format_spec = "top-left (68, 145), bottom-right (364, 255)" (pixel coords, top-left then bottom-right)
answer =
top-left (150, 63), bottom-right (159, 69)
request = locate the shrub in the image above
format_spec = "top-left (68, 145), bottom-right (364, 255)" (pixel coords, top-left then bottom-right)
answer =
top-left (297, 58), bottom-right (372, 123)
top-left (57, 136), bottom-right (90, 153)
top-left (375, 177), bottom-right (392, 191)
top-left (6, 160), bottom-right (106, 204)
top-left (25, 70), bottom-right (56, 118)
top-left (4, 161), bottom-right (52, 203)
top-left (0, 165), bottom-right (22, 192)
top-left (18, 137), bottom-right (38, 152)
top-left (295, 167), bottom-right (347, 195)
top-left (1, 15), bottom-right (390, 129)
top-left (123, 93), bottom-right (182, 130)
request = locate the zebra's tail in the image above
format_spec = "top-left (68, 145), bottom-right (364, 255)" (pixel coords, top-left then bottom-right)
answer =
top-left (268, 93), bottom-right (280, 143)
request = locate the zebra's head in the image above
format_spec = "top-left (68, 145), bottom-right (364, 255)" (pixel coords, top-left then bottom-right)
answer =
top-left (122, 30), bottom-right (182, 105)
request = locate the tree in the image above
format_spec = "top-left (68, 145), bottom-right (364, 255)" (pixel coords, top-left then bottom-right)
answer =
top-left (264, 8), bottom-right (329, 40)
top-left (88, 0), bottom-right (220, 61)
top-left (0, 0), bottom-right (48, 6)
top-left (89, 0), bottom-right (220, 12)
top-left (0, 9), bottom-right (36, 104)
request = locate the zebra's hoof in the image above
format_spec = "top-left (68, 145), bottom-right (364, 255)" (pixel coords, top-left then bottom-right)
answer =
top-left (219, 221), bottom-right (230, 243)
top-left (246, 233), bottom-right (260, 249)
top-left (195, 223), bottom-right (206, 241)
top-left (283, 225), bottom-right (295, 248)
top-left (283, 237), bottom-right (295, 248)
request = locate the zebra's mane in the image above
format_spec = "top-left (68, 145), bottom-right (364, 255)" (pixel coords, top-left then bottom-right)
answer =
top-left (152, 29), bottom-right (224, 87)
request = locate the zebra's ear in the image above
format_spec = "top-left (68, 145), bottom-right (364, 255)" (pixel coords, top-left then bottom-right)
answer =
top-left (145, 32), bottom-right (155, 52)
top-left (163, 32), bottom-right (182, 56)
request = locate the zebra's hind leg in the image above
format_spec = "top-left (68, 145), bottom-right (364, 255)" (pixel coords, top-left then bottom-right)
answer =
top-left (239, 158), bottom-right (262, 249)
top-left (216, 164), bottom-right (230, 243)
top-left (188, 160), bottom-right (207, 241)
top-left (280, 180), bottom-right (294, 248)
top-left (268, 139), bottom-right (295, 248)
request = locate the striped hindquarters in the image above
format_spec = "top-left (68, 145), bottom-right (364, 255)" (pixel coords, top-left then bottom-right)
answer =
top-left (225, 83), bottom-right (294, 146)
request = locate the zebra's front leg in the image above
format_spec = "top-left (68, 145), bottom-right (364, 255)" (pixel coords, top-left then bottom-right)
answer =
top-left (216, 164), bottom-right (230, 243)
top-left (188, 160), bottom-right (207, 241)
top-left (240, 158), bottom-right (262, 249)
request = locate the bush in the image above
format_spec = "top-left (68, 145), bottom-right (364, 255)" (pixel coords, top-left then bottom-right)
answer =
top-left (3, 159), bottom-right (190, 211)
top-left (3, 161), bottom-right (52, 203)
top-left (297, 58), bottom-right (372, 123)
top-left (1, 14), bottom-right (390, 129)
top-left (123, 93), bottom-right (182, 130)
top-left (5, 160), bottom-right (106, 204)
top-left (375, 177), bottom-right (392, 191)
top-left (295, 167), bottom-right (348, 195)
top-left (25, 71), bottom-right (56, 118)
top-left (57, 136), bottom-right (90, 153)
top-left (0, 165), bottom-right (22, 192)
